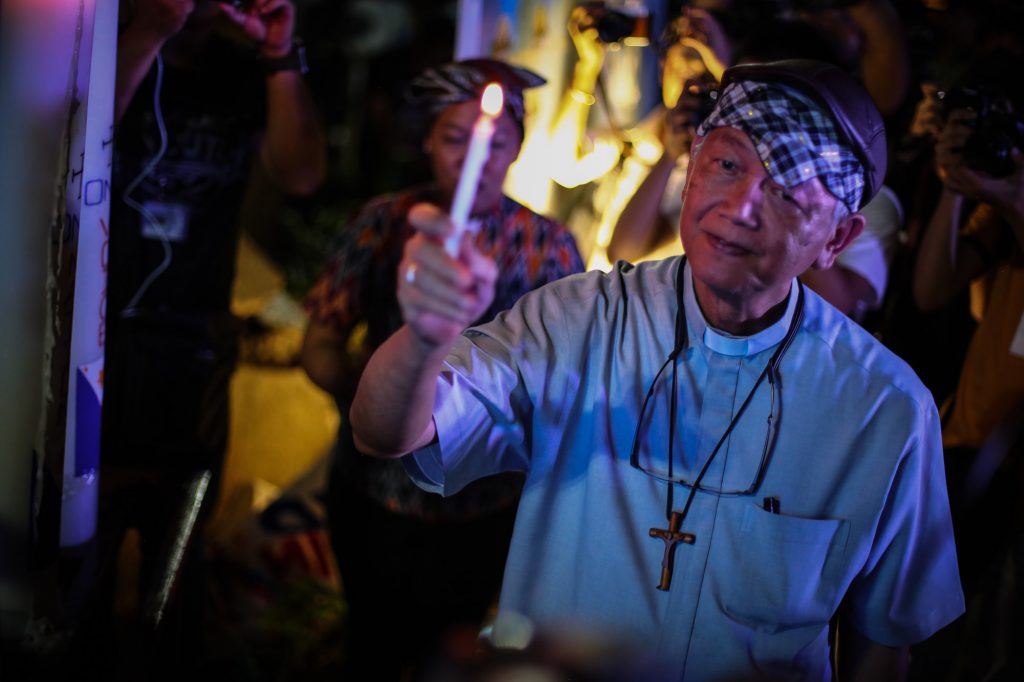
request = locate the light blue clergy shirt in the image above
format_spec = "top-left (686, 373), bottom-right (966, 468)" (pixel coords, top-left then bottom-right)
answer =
top-left (405, 257), bottom-right (964, 680)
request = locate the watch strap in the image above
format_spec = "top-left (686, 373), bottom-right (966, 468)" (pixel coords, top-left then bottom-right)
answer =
top-left (260, 38), bottom-right (308, 75)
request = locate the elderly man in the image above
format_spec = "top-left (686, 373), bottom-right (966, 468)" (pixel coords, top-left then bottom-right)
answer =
top-left (350, 60), bottom-right (964, 680)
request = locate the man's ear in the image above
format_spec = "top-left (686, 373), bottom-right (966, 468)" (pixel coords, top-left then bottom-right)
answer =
top-left (813, 211), bottom-right (865, 270)
top-left (679, 134), bottom-right (705, 203)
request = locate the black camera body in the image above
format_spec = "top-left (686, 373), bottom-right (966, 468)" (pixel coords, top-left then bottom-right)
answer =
top-left (686, 77), bottom-right (718, 128)
top-left (587, 1), bottom-right (651, 44)
top-left (941, 85), bottom-right (1024, 177)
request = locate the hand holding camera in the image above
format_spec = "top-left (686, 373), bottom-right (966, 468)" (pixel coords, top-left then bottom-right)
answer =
top-left (662, 77), bottom-right (717, 160)
top-left (909, 83), bottom-right (943, 140)
top-left (937, 85), bottom-right (1024, 178)
top-left (936, 101), bottom-right (1024, 226)
top-left (570, 1), bottom-right (650, 57)
top-left (568, 4), bottom-right (607, 73)
top-left (577, 1), bottom-right (649, 43)
top-left (935, 108), bottom-right (977, 188)
top-left (669, 7), bottom-right (732, 72)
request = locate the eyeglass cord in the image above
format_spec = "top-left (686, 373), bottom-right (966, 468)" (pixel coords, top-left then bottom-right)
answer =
top-left (664, 354), bottom-right (777, 523)
top-left (657, 259), bottom-right (805, 525)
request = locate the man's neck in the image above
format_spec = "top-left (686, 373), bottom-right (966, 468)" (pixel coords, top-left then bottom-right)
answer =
top-left (692, 280), bottom-right (791, 337)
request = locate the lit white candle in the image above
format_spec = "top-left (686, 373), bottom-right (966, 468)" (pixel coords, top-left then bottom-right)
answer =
top-left (446, 82), bottom-right (504, 257)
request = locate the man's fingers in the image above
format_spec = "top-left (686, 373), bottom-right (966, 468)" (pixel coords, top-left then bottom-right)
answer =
top-left (404, 233), bottom-right (475, 292)
top-left (402, 256), bottom-right (479, 315)
top-left (408, 203), bottom-right (455, 241)
top-left (398, 216), bottom-right (498, 341)
top-left (402, 283), bottom-right (473, 322)
top-left (399, 232), bottom-right (495, 320)
top-left (462, 236), bottom-right (498, 289)
top-left (399, 262), bottom-right (493, 343)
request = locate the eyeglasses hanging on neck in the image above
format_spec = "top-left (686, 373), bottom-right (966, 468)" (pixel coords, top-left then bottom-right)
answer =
top-left (633, 259), bottom-right (805, 591)
top-left (628, 260), bottom-right (805, 497)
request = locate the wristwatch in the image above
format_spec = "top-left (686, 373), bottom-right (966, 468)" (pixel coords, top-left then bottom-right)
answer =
top-left (260, 38), bottom-right (308, 76)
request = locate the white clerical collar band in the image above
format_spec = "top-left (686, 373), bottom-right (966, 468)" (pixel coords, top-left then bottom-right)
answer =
top-left (697, 80), bottom-right (864, 213)
top-left (682, 260), bottom-right (797, 357)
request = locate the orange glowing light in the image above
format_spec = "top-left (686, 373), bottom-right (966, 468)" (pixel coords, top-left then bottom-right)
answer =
top-left (481, 83), bottom-right (504, 116)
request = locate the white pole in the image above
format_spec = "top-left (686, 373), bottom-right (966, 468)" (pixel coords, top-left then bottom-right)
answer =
top-left (58, 0), bottom-right (117, 549)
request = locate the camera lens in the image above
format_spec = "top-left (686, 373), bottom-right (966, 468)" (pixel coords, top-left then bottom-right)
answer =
top-left (595, 11), bottom-right (637, 44)
top-left (963, 119), bottom-right (1021, 177)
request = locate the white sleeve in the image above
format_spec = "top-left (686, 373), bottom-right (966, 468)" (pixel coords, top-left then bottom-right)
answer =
top-left (835, 185), bottom-right (903, 309)
top-left (403, 279), bottom-right (578, 496)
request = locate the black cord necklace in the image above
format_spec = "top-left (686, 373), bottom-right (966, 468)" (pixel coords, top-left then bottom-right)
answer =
top-left (639, 257), bottom-right (805, 590)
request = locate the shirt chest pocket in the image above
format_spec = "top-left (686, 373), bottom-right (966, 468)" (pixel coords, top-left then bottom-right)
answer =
top-left (712, 503), bottom-right (851, 633)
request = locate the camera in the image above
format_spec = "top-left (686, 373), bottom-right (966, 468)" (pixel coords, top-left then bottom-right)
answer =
top-left (586, 1), bottom-right (651, 45)
top-left (683, 76), bottom-right (718, 127)
top-left (940, 85), bottom-right (1024, 177)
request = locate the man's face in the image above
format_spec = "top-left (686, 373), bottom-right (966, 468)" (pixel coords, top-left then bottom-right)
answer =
top-left (679, 126), bottom-right (844, 310)
top-left (426, 99), bottom-right (523, 214)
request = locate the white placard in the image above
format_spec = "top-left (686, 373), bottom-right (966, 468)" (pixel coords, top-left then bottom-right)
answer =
top-left (59, 0), bottom-right (117, 548)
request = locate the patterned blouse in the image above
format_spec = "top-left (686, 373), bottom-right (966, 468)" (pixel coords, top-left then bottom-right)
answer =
top-left (306, 185), bottom-right (584, 518)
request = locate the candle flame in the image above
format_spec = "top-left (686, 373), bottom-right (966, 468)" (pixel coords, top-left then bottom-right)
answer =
top-left (481, 83), bottom-right (504, 116)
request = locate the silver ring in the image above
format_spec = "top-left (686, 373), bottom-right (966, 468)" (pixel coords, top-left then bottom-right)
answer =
top-left (404, 263), bottom-right (417, 285)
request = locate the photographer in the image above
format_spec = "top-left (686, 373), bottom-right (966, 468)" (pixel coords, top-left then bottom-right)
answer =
top-left (911, 66), bottom-right (1024, 679)
top-left (549, 2), bottom-right (731, 267)
top-left (604, 6), bottom-right (727, 263)
top-left (913, 82), bottom-right (1024, 448)
top-left (98, 0), bottom-right (325, 669)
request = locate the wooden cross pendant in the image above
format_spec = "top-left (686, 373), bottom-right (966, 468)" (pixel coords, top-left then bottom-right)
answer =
top-left (649, 511), bottom-right (696, 591)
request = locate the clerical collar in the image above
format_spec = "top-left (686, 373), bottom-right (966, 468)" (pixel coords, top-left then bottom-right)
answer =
top-left (681, 260), bottom-right (798, 358)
